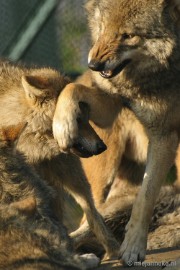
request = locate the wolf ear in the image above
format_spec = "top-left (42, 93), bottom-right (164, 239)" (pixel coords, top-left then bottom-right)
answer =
top-left (22, 75), bottom-right (52, 100)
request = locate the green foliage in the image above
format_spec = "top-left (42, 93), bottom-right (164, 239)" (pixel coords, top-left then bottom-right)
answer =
top-left (58, 1), bottom-right (89, 74)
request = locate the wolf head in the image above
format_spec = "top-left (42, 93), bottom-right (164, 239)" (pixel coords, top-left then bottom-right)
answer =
top-left (86, 0), bottom-right (180, 78)
top-left (0, 63), bottom-right (106, 161)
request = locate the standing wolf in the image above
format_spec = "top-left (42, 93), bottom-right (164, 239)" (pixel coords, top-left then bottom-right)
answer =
top-left (53, 0), bottom-right (180, 265)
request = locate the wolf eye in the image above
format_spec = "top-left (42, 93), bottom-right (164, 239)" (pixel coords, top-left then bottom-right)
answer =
top-left (122, 33), bottom-right (134, 40)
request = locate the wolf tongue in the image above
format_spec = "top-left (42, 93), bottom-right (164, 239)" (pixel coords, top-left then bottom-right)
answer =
top-left (100, 70), bottom-right (113, 78)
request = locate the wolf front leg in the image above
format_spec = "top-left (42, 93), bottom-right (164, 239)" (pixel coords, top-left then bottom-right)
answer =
top-left (120, 132), bottom-right (178, 265)
top-left (69, 189), bottom-right (120, 260)
top-left (62, 154), bottom-right (120, 259)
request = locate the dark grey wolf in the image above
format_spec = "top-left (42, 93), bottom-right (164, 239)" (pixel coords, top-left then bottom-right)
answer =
top-left (0, 141), bottom-right (82, 270)
top-left (53, 0), bottom-right (180, 264)
top-left (0, 60), bottom-right (119, 268)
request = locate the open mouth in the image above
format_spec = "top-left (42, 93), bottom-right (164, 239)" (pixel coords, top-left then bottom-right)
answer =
top-left (100, 59), bottom-right (131, 79)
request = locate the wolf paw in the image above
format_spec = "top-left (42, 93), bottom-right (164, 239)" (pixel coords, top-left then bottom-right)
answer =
top-left (53, 100), bottom-right (80, 153)
top-left (120, 223), bottom-right (147, 266)
top-left (79, 253), bottom-right (100, 269)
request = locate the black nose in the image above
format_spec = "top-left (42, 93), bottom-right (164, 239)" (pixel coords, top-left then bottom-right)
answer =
top-left (71, 140), bottom-right (107, 158)
top-left (94, 141), bottom-right (107, 155)
top-left (71, 142), bottom-right (93, 158)
top-left (88, 59), bottom-right (105, 71)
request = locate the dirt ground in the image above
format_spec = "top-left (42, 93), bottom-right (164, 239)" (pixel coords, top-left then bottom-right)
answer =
top-left (96, 247), bottom-right (180, 269)
top-left (64, 196), bottom-right (180, 269)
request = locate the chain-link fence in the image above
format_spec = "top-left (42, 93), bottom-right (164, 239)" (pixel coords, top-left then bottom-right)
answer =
top-left (57, 0), bottom-right (90, 76)
top-left (0, 0), bottom-right (89, 77)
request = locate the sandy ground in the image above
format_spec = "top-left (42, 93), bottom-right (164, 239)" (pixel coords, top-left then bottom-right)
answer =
top-left (96, 247), bottom-right (180, 269)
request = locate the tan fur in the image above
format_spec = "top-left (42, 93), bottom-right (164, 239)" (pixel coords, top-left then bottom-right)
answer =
top-left (53, 0), bottom-right (180, 265)
top-left (58, 72), bottom-right (180, 257)
top-left (0, 60), bottom-right (121, 267)
top-left (1, 123), bottom-right (25, 141)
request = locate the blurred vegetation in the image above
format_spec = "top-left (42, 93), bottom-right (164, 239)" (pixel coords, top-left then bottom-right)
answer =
top-left (57, 0), bottom-right (90, 76)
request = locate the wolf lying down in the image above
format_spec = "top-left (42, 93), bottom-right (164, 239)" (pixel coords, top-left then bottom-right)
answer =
top-left (0, 60), bottom-right (121, 270)
top-left (53, 0), bottom-right (180, 265)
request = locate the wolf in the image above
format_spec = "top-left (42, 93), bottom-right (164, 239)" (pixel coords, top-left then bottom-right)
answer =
top-left (75, 71), bottom-right (180, 251)
top-left (0, 60), bottom-right (120, 267)
top-left (53, 0), bottom-right (180, 264)
top-left (56, 70), bottom-right (180, 258)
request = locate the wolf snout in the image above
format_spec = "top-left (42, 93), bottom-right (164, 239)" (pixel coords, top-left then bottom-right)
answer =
top-left (95, 140), bottom-right (107, 155)
top-left (88, 59), bottom-right (105, 71)
top-left (72, 139), bottom-right (107, 158)
top-left (88, 58), bottom-right (115, 78)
